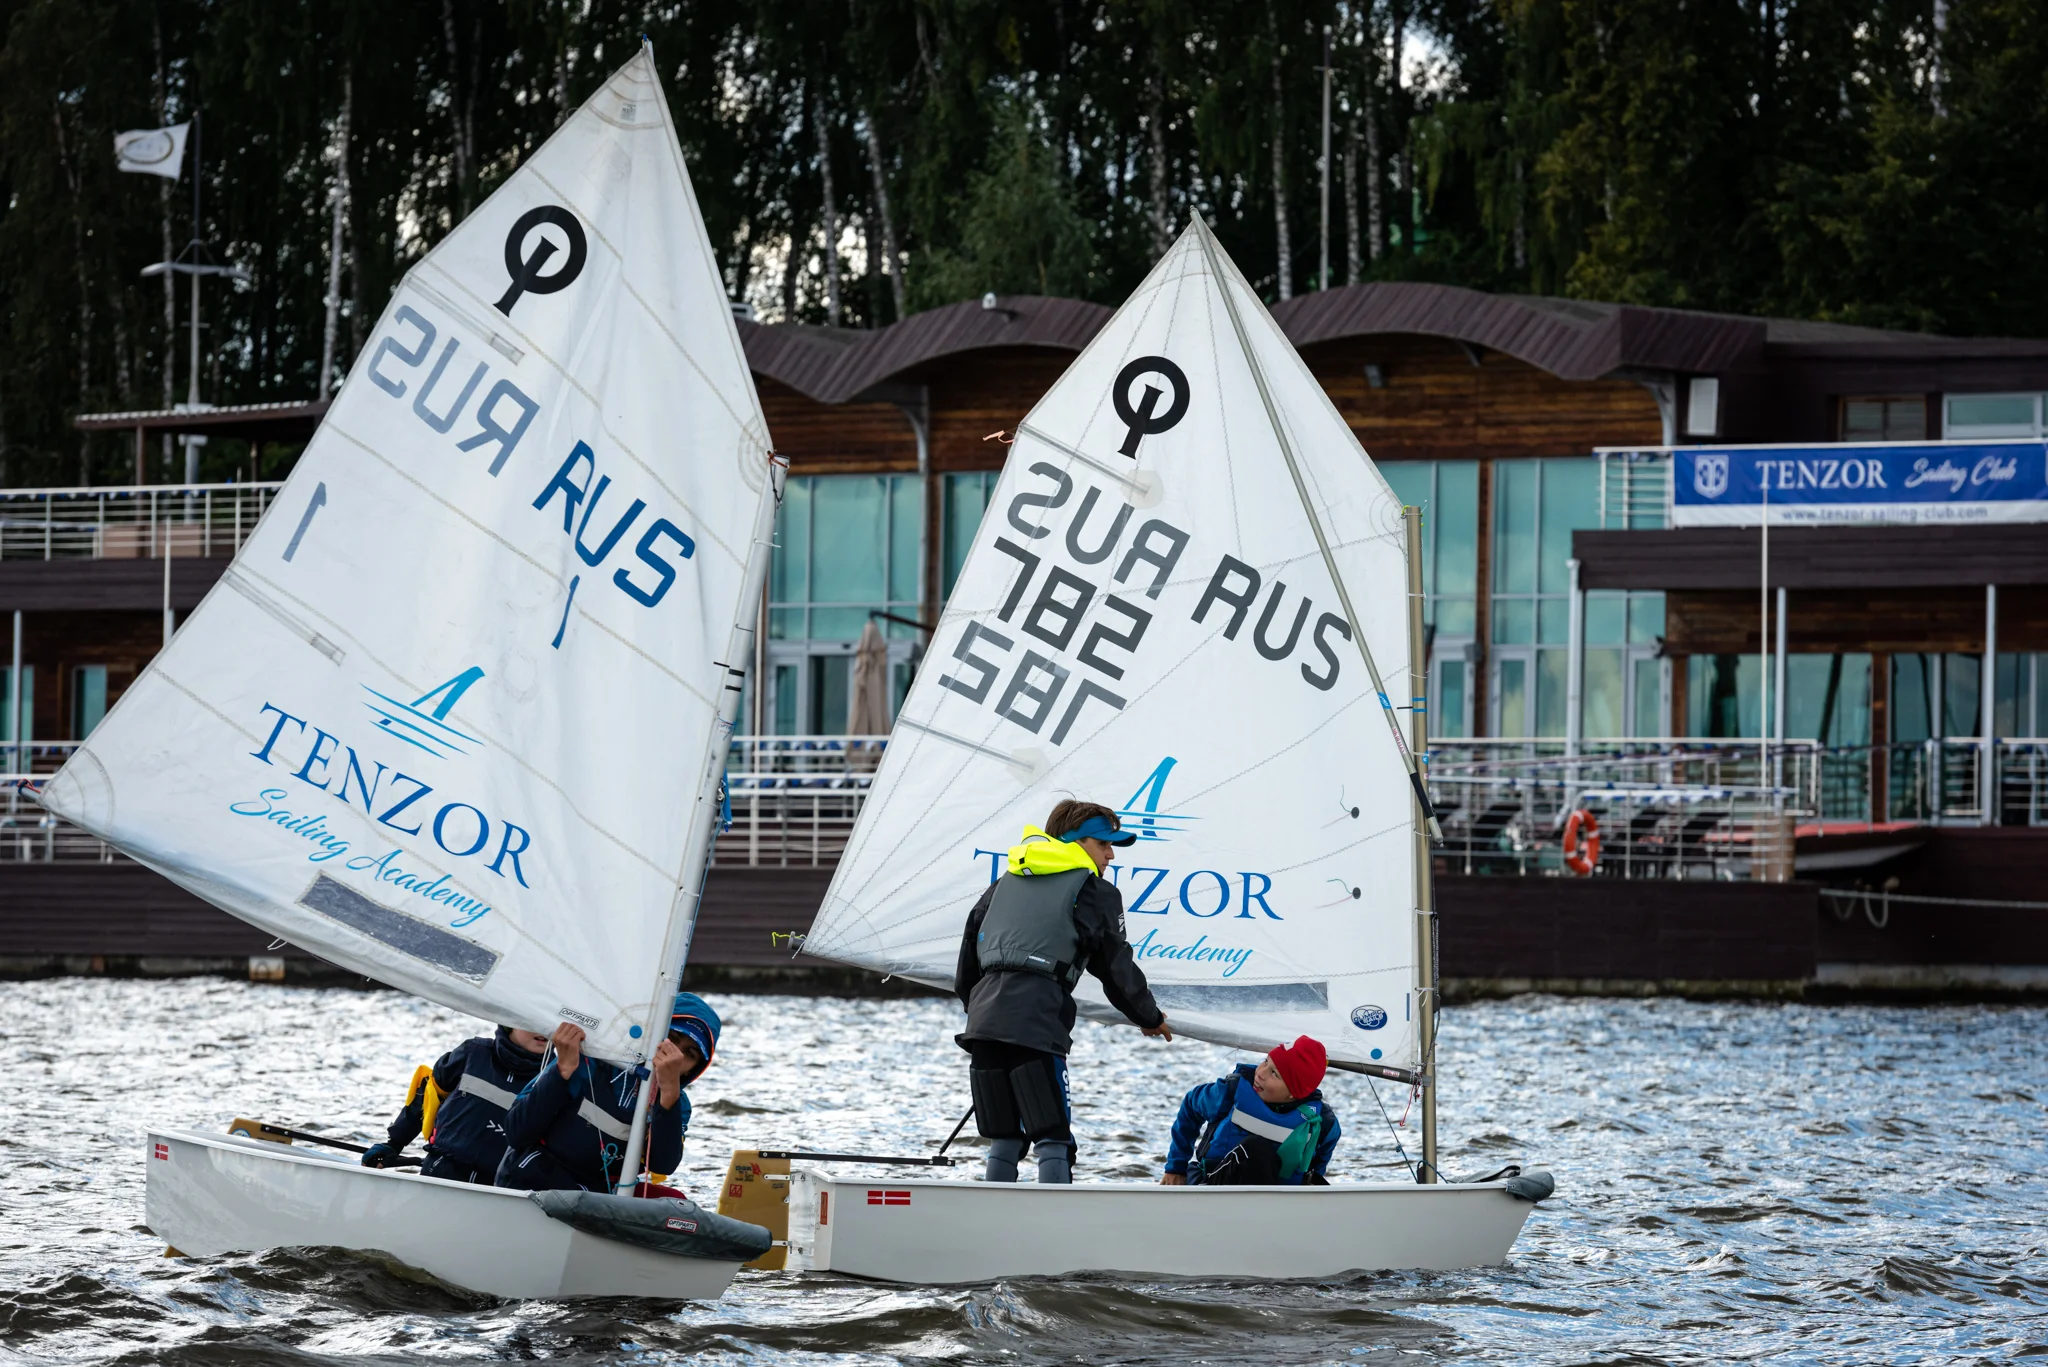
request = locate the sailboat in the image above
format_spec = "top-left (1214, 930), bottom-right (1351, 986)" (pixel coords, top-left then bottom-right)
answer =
top-left (787, 218), bottom-right (1552, 1284)
top-left (40, 48), bottom-right (779, 1300)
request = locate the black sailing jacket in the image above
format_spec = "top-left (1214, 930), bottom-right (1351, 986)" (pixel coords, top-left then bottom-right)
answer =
top-left (955, 870), bottom-right (1163, 1056)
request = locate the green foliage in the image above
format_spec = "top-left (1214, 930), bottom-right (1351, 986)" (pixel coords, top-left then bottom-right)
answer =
top-left (912, 97), bottom-right (1095, 305)
top-left (0, 0), bottom-right (2044, 484)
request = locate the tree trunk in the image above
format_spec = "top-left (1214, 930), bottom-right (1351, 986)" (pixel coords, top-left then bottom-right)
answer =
top-left (1271, 44), bottom-right (1292, 301)
top-left (321, 71), bottom-right (353, 394)
top-left (1365, 57), bottom-right (1384, 260)
top-left (813, 90), bottom-right (841, 326)
top-left (1512, 155), bottom-right (1527, 272)
top-left (780, 212), bottom-right (801, 320)
top-left (442, 0), bottom-right (476, 215)
top-left (1389, 1), bottom-right (1409, 251)
top-left (863, 114), bottom-right (905, 319)
top-left (52, 104), bottom-right (94, 483)
top-left (1344, 115), bottom-right (1362, 283)
top-left (1148, 63), bottom-right (1171, 255)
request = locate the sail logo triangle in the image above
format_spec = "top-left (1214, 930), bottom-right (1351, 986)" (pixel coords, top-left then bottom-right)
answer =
top-left (363, 667), bottom-right (487, 761)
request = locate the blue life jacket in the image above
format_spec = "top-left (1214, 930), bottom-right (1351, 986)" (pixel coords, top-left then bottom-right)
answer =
top-left (1196, 1072), bottom-right (1324, 1185)
top-left (425, 1029), bottom-right (544, 1177)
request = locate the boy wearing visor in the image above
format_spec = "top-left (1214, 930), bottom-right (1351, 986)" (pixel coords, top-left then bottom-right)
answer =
top-left (955, 800), bottom-right (1173, 1184)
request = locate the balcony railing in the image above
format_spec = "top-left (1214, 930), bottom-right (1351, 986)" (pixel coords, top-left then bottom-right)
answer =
top-left (0, 482), bottom-right (284, 560)
top-left (11, 734), bottom-right (2048, 870)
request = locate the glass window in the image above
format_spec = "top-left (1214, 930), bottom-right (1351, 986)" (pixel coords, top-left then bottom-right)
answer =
top-left (770, 474), bottom-right (925, 641)
top-left (71, 665), bottom-right (107, 740)
top-left (1841, 397), bottom-right (1926, 442)
top-left (1535, 649), bottom-right (1570, 736)
top-left (1784, 654), bottom-right (1871, 747)
top-left (1537, 460), bottom-right (1598, 594)
top-left (1438, 660), bottom-right (1468, 740)
top-left (1582, 648), bottom-right (1624, 738)
top-left (1585, 594), bottom-right (1627, 646)
top-left (1943, 653), bottom-right (1982, 738)
top-left (1632, 656), bottom-right (1665, 738)
top-left (1497, 657), bottom-right (1528, 737)
top-left (1890, 654), bottom-right (1936, 743)
top-left (942, 471), bottom-right (998, 598)
top-left (1944, 393), bottom-right (2041, 438)
top-left (1380, 460), bottom-right (1478, 636)
top-left (1, 665), bottom-right (32, 743)
top-left (1493, 461), bottom-right (1537, 595)
top-left (1687, 654), bottom-right (1763, 738)
top-left (1628, 594), bottom-right (1666, 645)
top-left (772, 663), bottom-right (799, 735)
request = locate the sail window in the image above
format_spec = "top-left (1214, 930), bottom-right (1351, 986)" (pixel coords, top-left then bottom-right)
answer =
top-left (299, 874), bottom-right (500, 982)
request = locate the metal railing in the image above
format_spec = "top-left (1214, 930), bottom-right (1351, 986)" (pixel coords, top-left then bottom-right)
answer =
top-left (711, 735), bottom-right (887, 868)
top-left (1424, 739), bottom-right (1812, 880)
top-left (0, 482), bottom-right (283, 560)
top-left (12, 733), bottom-right (2048, 872)
top-left (1596, 450), bottom-right (1671, 530)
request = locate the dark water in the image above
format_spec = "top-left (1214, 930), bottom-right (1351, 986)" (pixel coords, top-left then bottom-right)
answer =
top-left (2, 979), bottom-right (2044, 1365)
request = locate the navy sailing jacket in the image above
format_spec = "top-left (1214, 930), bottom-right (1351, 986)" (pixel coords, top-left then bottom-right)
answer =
top-left (385, 1027), bottom-right (544, 1179)
top-left (496, 1055), bottom-right (686, 1192)
top-left (1164, 1063), bottom-right (1341, 1183)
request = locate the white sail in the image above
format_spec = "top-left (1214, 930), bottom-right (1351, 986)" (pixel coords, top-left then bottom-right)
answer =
top-left (41, 50), bottom-right (775, 1060)
top-left (803, 220), bottom-right (1421, 1073)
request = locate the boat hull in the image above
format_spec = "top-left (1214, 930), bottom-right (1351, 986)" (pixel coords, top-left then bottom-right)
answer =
top-left (147, 1128), bottom-right (741, 1300)
top-left (786, 1170), bottom-right (1538, 1283)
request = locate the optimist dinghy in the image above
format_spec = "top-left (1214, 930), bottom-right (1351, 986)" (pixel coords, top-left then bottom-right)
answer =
top-left (43, 46), bottom-right (780, 1300)
top-left (791, 217), bottom-right (1552, 1283)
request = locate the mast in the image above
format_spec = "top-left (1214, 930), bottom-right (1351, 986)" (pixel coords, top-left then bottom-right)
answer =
top-left (1405, 505), bottom-right (1438, 1183)
top-left (615, 453), bottom-right (782, 1190)
top-left (1189, 215), bottom-right (1443, 841)
top-left (613, 35), bottom-right (783, 1192)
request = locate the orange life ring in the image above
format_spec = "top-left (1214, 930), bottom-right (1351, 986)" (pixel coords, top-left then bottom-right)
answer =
top-left (1563, 809), bottom-right (1601, 876)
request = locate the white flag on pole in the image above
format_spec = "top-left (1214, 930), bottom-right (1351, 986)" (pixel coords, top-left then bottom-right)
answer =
top-left (115, 123), bottom-right (190, 179)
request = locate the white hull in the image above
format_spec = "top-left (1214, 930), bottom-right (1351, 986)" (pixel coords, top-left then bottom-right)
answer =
top-left (786, 1170), bottom-right (1537, 1283)
top-left (147, 1129), bottom-right (740, 1300)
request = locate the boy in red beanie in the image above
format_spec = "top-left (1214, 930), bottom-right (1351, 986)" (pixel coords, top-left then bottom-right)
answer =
top-left (1160, 1035), bottom-right (1341, 1186)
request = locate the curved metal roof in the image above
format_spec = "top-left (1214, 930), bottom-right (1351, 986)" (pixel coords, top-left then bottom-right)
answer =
top-left (740, 282), bottom-right (2039, 403)
top-left (740, 295), bottom-right (1111, 404)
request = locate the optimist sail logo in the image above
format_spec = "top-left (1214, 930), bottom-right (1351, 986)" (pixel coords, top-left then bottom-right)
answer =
top-left (1118, 756), bottom-right (1197, 843)
top-left (362, 667), bottom-right (486, 761)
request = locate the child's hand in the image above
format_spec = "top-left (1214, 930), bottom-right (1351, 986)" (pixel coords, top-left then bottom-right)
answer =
top-left (1159, 1172), bottom-right (1186, 1186)
top-left (551, 1022), bottom-right (585, 1078)
top-left (1142, 1013), bottom-right (1173, 1041)
top-left (651, 1037), bottom-right (688, 1107)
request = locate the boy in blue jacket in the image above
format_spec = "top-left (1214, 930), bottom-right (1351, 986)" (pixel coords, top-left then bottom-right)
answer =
top-left (362, 1025), bottom-right (548, 1182)
top-left (494, 992), bottom-right (720, 1193)
top-left (1161, 1036), bottom-right (1341, 1186)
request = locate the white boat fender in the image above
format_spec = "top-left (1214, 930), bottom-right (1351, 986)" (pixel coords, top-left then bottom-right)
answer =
top-left (528, 1190), bottom-right (773, 1261)
top-left (1454, 1164), bottom-right (1556, 1202)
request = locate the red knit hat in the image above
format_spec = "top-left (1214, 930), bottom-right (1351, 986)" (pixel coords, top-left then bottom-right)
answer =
top-left (1268, 1035), bottom-right (1327, 1098)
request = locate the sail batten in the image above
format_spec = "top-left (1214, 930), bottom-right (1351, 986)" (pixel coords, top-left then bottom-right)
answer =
top-left (40, 51), bottom-right (770, 1060)
top-left (804, 221), bottom-right (1421, 1070)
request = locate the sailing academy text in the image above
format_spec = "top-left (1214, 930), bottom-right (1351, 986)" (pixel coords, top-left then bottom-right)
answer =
top-left (236, 700), bottom-right (536, 928)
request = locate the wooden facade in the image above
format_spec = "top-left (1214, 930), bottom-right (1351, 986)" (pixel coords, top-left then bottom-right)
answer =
top-left (1299, 336), bottom-right (1664, 464)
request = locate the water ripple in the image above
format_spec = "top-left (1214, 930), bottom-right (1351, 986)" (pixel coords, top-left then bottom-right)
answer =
top-left (3, 979), bottom-right (2046, 1363)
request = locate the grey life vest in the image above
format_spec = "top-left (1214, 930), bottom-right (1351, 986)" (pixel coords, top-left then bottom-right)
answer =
top-left (976, 869), bottom-right (1088, 987)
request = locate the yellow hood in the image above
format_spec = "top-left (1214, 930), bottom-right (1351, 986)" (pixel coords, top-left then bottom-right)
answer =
top-left (1006, 825), bottom-right (1098, 877)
